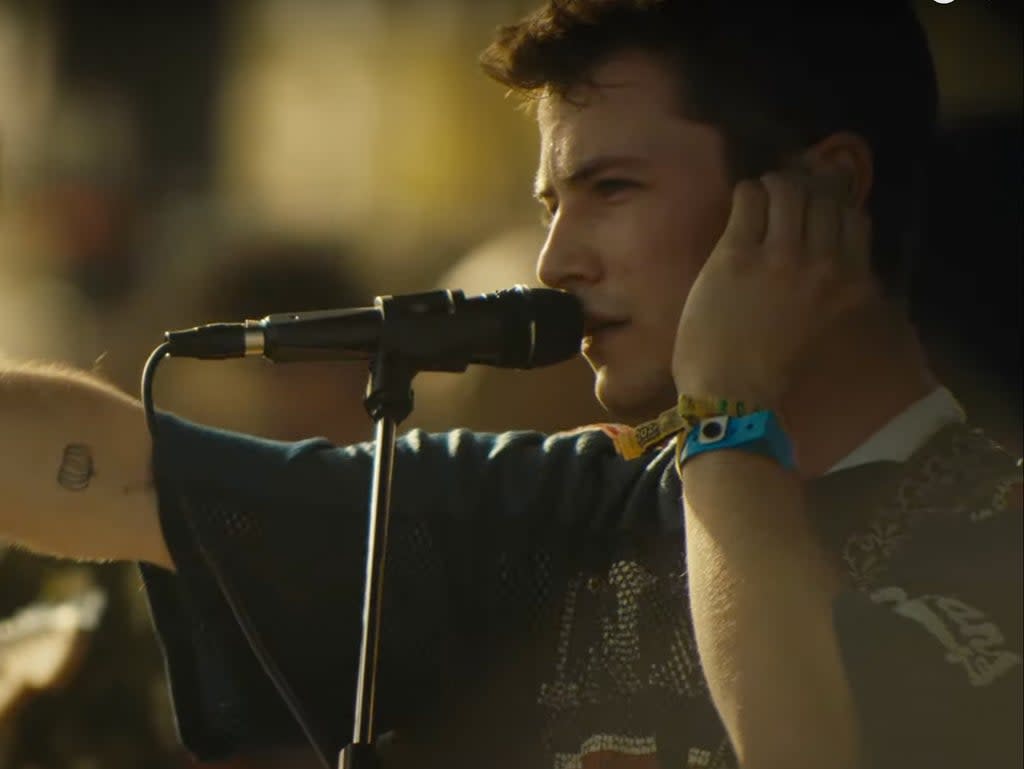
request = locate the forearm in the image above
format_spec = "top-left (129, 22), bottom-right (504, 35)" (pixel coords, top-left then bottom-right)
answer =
top-left (682, 450), bottom-right (859, 769)
top-left (0, 362), bottom-right (170, 567)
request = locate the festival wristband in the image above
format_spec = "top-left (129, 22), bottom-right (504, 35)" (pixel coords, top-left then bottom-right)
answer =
top-left (674, 410), bottom-right (795, 477)
top-left (611, 394), bottom-right (763, 460)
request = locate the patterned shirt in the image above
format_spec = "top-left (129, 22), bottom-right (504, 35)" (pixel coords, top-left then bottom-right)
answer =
top-left (140, 411), bottom-right (1022, 768)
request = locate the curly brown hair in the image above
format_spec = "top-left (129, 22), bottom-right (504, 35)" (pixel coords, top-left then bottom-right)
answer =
top-left (480, 0), bottom-right (938, 300)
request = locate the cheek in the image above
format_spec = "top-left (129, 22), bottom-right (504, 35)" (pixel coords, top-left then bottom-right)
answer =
top-left (617, 186), bottom-right (733, 348)
top-left (631, 187), bottom-right (729, 291)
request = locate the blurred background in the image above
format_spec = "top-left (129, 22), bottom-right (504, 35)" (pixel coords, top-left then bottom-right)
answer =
top-left (0, 0), bottom-right (1019, 767)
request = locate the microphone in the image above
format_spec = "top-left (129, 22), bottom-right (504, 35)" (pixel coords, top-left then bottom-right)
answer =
top-left (164, 285), bottom-right (583, 371)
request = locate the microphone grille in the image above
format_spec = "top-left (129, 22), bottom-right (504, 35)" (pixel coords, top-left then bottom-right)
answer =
top-left (501, 286), bottom-right (583, 368)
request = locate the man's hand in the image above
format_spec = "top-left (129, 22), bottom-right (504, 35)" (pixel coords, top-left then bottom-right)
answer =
top-left (671, 171), bottom-right (879, 407)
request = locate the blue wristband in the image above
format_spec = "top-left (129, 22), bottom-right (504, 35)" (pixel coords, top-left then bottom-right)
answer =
top-left (678, 411), bottom-right (796, 471)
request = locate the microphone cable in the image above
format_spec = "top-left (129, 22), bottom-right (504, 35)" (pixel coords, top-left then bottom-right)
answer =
top-left (141, 343), bottom-right (335, 769)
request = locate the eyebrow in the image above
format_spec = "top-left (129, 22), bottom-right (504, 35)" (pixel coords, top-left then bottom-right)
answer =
top-left (533, 155), bottom-right (649, 200)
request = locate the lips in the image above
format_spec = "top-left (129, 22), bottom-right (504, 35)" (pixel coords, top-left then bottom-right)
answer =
top-left (583, 316), bottom-right (628, 336)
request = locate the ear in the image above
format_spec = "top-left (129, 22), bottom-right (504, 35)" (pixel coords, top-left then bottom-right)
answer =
top-left (790, 132), bottom-right (873, 209)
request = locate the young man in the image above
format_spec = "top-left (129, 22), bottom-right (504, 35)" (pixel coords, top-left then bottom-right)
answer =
top-left (1, 2), bottom-right (1020, 768)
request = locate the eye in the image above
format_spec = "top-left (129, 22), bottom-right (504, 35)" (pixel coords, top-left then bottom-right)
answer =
top-left (593, 178), bottom-right (638, 197)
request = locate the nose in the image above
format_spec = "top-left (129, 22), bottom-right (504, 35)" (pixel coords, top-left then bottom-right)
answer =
top-left (535, 211), bottom-right (603, 290)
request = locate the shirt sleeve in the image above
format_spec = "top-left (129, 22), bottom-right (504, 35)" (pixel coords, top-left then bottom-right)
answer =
top-left (832, 481), bottom-right (1023, 769)
top-left (139, 411), bottom-right (672, 763)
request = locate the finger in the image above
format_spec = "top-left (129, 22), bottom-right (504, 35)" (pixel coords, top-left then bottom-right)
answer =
top-left (805, 193), bottom-right (843, 260)
top-left (718, 179), bottom-right (769, 248)
top-left (841, 208), bottom-right (872, 274)
top-left (802, 170), bottom-right (852, 206)
top-left (761, 173), bottom-right (806, 250)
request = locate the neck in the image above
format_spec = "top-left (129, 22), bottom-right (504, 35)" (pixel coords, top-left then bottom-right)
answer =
top-left (780, 302), bottom-right (938, 479)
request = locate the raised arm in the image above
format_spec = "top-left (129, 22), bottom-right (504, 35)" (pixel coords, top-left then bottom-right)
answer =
top-left (0, 361), bottom-right (172, 569)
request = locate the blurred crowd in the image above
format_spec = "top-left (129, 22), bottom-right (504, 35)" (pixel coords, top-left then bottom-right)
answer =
top-left (0, 0), bottom-right (1019, 767)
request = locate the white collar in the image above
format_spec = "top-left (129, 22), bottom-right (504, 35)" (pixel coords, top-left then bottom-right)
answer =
top-left (826, 386), bottom-right (966, 474)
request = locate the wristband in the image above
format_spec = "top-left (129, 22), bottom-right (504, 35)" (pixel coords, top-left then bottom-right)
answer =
top-left (675, 410), bottom-right (795, 477)
top-left (611, 394), bottom-right (763, 460)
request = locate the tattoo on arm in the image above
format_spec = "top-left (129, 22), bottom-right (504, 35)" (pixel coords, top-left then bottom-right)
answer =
top-left (58, 443), bottom-right (95, 491)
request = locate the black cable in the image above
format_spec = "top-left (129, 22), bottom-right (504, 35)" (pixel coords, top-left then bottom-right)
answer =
top-left (140, 343), bottom-right (335, 769)
top-left (140, 343), bottom-right (171, 437)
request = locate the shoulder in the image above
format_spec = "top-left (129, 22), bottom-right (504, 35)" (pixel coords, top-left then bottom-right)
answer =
top-left (897, 422), bottom-right (1022, 524)
top-left (838, 422), bottom-right (1021, 591)
top-left (550, 422), bottom-right (633, 443)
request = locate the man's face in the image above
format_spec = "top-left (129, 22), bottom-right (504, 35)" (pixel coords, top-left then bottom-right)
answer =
top-left (534, 51), bottom-right (734, 422)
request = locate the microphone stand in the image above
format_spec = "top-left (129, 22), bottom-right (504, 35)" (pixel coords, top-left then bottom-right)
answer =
top-left (338, 349), bottom-right (416, 769)
top-left (337, 287), bottom-right (507, 767)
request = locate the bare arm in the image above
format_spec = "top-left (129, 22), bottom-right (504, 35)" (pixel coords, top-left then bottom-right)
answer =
top-left (670, 172), bottom-right (877, 766)
top-left (682, 451), bottom-right (859, 769)
top-left (0, 361), bottom-right (173, 569)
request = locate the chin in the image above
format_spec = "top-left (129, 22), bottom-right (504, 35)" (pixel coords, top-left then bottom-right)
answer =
top-left (593, 366), bottom-right (675, 424)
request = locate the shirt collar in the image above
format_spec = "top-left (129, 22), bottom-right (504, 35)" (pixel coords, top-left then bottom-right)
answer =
top-left (826, 386), bottom-right (966, 475)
